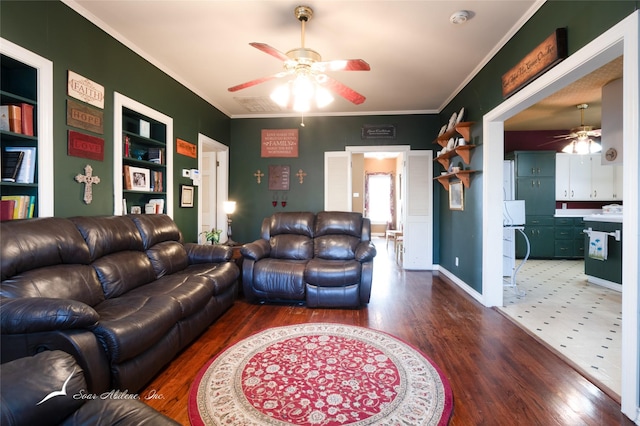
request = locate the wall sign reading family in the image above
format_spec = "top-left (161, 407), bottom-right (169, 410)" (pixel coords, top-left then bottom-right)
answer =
top-left (261, 129), bottom-right (298, 158)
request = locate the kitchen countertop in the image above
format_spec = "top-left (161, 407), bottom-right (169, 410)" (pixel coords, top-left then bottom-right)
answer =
top-left (583, 214), bottom-right (623, 223)
top-left (554, 209), bottom-right (601, 218)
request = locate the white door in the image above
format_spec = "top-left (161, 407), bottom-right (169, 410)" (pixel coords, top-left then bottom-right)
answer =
top-left (198, 134), bottom-right (229, 243)
top-left (324, 151), bottom-right (352, 211)
top-left (325, 149), bottom-right (433, 269)
top-left (402, 151), bottom-right (433, 269)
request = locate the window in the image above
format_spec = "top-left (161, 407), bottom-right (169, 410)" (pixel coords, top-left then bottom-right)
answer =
top-left (365, 173), bottom-right (393, 223)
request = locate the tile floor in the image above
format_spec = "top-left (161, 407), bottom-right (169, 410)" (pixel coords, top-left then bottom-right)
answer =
top-left (498, 259), bottom-right (622, 397)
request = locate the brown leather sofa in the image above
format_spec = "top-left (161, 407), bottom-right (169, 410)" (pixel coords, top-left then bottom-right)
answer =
top-left (1, 214), bottom-right (239, 394)
top-left (1, 350), bottom-right (179, 425)
top-left (241, 211), bottom-right (376, 308)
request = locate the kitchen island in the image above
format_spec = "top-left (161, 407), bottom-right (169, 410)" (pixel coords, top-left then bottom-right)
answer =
top-left (583, 214), bottom-right (623, 291)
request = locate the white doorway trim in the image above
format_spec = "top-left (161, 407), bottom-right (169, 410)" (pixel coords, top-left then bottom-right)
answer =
top-left (197, 134), bottom-right (229, 241)
top-left (482, 11), bottom-right (638, 420)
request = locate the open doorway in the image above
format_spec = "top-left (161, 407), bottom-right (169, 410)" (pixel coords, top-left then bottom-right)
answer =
top-left (197, 134), bottom-right (229, 243)
top-left (482, 12), bottom-right (638, 418)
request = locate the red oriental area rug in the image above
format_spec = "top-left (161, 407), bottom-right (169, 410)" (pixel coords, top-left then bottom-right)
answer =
top-left (189, 323), bottom-right (453, 425)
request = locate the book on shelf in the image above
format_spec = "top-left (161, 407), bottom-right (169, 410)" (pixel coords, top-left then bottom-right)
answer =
top-left (1, 199), bottom-right (15, 221)
top-left (2, 150), bottom-right (25, 182)
top-left (123, 164), bottom-right (132, 190)
top-left (149, 198), bottom-right (164, 214)
top-left (18, 103), bottom-right (34, 136)
top-left (151, 170), bottom-right (163, 192)
top-left (1, 195), bottom-right (35, 219)
top-left (3, 147), bottom-right (36, 183)
top-left (0, 105), bottom-right (21, 133)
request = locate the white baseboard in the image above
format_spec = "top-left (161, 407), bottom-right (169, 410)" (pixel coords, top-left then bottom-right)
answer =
top-left (435, 265), bottom-right (484, 304)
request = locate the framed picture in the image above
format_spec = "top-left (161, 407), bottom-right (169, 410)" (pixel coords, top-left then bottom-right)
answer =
top-left (181, 185), bottom-right (194, 208)
top-left (449, 181), bottom-right (464, 210)
top-left (129, 166), bottom-right (150, 191)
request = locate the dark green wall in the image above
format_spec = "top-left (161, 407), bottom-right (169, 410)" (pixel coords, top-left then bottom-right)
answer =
top-left (0, 0), bottom-right (230, 238)
top-left (437, 1), bottom-right (638, 292)
top-left (229, 115), bottom-right (440, 244)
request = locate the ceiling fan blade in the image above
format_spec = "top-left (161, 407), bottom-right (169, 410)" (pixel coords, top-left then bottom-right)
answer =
top-left (313, 59), bottom-right (371, 72)
top-left (319, 75), bottom-right (366, 105)
top-left (228, 72), bottom-right (289, 92)
top-left (249, 42), bottom-right (289, 62)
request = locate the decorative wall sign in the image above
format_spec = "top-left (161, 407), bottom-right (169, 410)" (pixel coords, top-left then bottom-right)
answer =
top-left (67, 71), bottom-right (104, 109)
top-left (68, 130), bottom-right (104, 161)
top-left (74, 164), bottom-right (100, 204)
top-left (66, 99), bottom-right (104, 134)
top-left (268, 165), bottom-right (290, 191)
top-left (181, 185), bottom-right (194, 208)
top-left (361, 124), bottom-right (396, 139)
top-left (296, 169), bottom-right (307, 184)
top-left (176, 138), bottom-right (197, 158)
top-left (254, 169), bottom-right (264, 184)
top-left (501, 28), bottom-right (568, 99)
top-left (261, 129), bottom-right (299, 158)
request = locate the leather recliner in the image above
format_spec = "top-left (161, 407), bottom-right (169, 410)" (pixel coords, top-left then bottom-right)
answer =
top-left (0, 350), bottom-right (179, 426)
top-left (241, 211), bottom-right (377, 308)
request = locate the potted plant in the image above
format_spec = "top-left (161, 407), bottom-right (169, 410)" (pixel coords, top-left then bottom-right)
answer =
top-left (200, 229), bottom-right (222, 245)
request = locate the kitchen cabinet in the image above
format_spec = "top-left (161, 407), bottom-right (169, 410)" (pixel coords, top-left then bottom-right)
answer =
top-left (516, 215), bottom-right (555, 258)
top-left (554, 217), bottom-right (585, 258)
top-left (584, 219), bottom-right (622, 285)
top-left (555, 153), bottom-right (620, 201)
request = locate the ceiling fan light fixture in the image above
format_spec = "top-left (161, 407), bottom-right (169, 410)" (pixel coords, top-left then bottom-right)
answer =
top-left (270, 73), bottom-right (334, 112)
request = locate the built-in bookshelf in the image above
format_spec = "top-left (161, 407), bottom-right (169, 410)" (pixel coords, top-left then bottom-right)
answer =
top-left (0, 38), bottom-right (53, 219)
top-left (113, 92), bottom-right (173, 217)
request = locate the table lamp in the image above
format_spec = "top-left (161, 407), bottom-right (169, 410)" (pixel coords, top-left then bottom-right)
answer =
top-left (224, 201), bottom-right (237, 246)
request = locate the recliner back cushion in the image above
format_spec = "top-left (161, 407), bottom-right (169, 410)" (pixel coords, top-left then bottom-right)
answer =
top-left (270, 235), bottom-right (314, 260)
top-left (315, 211), bottom-right (363, 238)
top-left (314, 235), bottom-right (360, 260)
top-left (70, 216), bottom-right (144, 261)
top-left (1, 217), bottom-right (91, 280)
top-left (92, 252), bottom-right (156, 299)
top-left (145, 241), bottom-right (189, 278)
top-left (130, 214), bottom-right (182, 249)
top-left (268, 212), bottom-right (315, 238)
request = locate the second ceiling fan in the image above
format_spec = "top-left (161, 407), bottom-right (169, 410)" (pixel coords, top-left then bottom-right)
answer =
top-left (228, 5), bottom-right (370, 109)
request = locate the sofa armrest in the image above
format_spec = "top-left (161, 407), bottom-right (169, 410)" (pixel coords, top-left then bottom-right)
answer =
top-left (184, 242), bottom-right (232, 263)
top-left (1, 298), bottom-right (99, 334)
top-left (355, 242), bottom-right (377, 262)
top-left (241, 239), bottom-right (271, 261)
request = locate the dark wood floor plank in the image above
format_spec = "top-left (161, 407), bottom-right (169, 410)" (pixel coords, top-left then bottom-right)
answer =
top-left (142, 242), bottom-right (632, 425)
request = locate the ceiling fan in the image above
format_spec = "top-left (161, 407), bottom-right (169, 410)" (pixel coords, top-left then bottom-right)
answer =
top-left (554, 103), bottom-right (602, 141)
top-left (552, 103), bottom-right (602, 154)
top-left (227, 5), bottom-right (370, 107)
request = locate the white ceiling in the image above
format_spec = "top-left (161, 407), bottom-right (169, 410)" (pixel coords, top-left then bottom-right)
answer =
top-left (64, 0), bottom-right (545, 119)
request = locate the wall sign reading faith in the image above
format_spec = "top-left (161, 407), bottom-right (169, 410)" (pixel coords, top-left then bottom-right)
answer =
top-left (501, 28), bottom-right (568, 99)
top-left (67, 70), bottom-right (105, 109)
top-left (261, 129), bottom-right (298, 158)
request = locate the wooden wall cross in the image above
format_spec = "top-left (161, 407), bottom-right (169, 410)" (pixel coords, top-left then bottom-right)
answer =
top-left (254, 169), bottom-right (264, 184)
top-left (296, 169), bottom-right (307, 184)
top-left (75, 164), bottom-right (100, 204)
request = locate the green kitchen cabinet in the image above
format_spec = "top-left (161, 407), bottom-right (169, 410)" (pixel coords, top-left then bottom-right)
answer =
top-left (516, 215), bottom-right (555, 258)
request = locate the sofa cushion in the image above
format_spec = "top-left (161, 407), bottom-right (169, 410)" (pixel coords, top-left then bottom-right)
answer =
top-left (70, 216), bottom-right (144, 261)
top-left (270, 234), bottom-right (314, 260)
top-left (93, 295), bottom-right (181, 363)
top-left (130, 214), bottom-right (183, 249)
top-left (1, 217), bottom-right (91, 281)
top-left (0, 264), bottom-right (105, 306)
top-left (253, 259), bottom-right (306, 300)
top-left (304, 259), bottom-right (362, 286)
top-left (92, 252), bottom-right (157, 299)
top-left (180, 262), bottom-right (239, 297)
top-left (145, 241), bottom-right (189, 278)
top-left (125, 274), bottom-right (212, 317)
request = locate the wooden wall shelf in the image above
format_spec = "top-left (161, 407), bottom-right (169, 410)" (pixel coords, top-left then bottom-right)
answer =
top-left (434, 145), bottom-right (476, 169)
top-left (433, 121), bottom-right (475, 147)
top-left (434, 170), bottom-right (477, 191)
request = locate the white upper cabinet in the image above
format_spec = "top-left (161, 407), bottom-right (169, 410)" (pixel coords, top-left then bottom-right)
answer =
top-left (555, 153), bottom-right (620, 201)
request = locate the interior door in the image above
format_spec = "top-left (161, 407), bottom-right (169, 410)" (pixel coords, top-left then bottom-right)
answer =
top-left (324, 151), bottom-right (352, 211)
top-left (402, 150), bottom-right (433, 269)
top-left (200, 151), bottom-right (217, 241)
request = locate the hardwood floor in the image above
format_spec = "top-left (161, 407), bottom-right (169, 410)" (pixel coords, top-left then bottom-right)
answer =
top-left (142, 240), bottom-right (633, 425)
